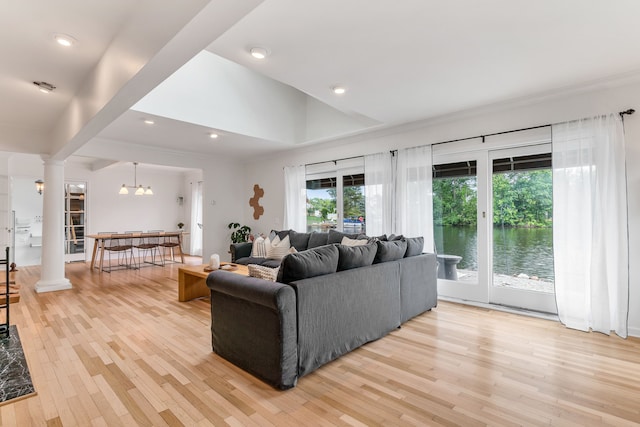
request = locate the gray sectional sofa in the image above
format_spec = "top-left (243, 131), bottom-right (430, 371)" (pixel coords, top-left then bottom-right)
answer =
top-left (207, 230), bottom-right (437, 389)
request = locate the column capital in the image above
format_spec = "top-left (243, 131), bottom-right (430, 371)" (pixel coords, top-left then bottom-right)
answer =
top-left (40, 156), bottom-right (65, 167)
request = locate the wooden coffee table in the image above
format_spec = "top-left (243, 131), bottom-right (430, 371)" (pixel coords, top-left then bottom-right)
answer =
top-left (178, 263), bottom-right (248, 302)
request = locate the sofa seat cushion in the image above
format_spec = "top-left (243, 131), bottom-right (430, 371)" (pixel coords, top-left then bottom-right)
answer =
top-left (235, 256), bottom-right (269, 266)
top-left (374, 240), bottom-right (408, 263)
top-left (337, 243), bottom-right (378, 271)
top-left (261, 258), bottom-right (283, 268)
top-left (277, 244), bottom-right (339, 284)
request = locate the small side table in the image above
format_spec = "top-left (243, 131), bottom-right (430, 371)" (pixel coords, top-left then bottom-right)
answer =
top-left (178, 263), bottom-right (248, 301)
top-left (436, 254), bottom-right (463, 280)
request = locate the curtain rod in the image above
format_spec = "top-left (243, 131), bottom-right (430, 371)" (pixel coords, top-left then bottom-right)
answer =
top-left (301, 108), bottom-right (635, 167)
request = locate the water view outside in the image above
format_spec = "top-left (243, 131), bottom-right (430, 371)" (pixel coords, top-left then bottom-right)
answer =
top-left (306, 175), bottom-right (365, 233)
top-left (433, 165), bottom-right (554, 292)
top-left (435, 225), bottom-right (554, 281)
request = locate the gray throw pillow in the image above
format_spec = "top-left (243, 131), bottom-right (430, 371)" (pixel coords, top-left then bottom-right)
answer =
top-left (307, 232), bottom-right (329, 248)
top-left (404, 237), bottom-right (424, 257)
top-left (289, 230), bottom-right (311, 251)
top-left (388, 234), bottom-right (404, 241)
top-left (373, 240), bottom-right (408, 263)
top-left (277, 244), bottom-right (339, 283)
top-left (337, 243), bottom-right (377, 271)
top-left (269, 229), bottom-right (291, 241)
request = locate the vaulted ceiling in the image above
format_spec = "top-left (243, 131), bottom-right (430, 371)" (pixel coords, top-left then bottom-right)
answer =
top-left (3, 0), bottom-right (640, 166)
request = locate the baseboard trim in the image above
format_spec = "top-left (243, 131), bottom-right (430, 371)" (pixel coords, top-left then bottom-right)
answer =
top-left (440, 297), bottom-right (640, 338)
top-left (438, 296), bottom-right (559, 322)
top-left (35, 278), bottom-right (72, 293)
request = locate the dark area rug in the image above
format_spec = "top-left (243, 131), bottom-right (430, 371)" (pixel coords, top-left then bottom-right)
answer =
top-left (0, 325), bottom-right (36, 405)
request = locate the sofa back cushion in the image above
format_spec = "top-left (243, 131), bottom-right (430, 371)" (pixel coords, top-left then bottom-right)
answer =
top-left (289, 230), bottom-right (311, 251)
top-left (277, 244), bottom-right (339, 284)
top-left (374, 240), bottom-right (408, 263)
top-left (404, 236), bottom-right (424, 257)
top-left (337, 243), bottom-right (378, 271)
top-left (307, 232), bottom-right (329, 249)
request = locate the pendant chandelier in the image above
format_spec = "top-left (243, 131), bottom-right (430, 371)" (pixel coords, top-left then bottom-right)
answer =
top-left (119, 162), bottom-right (153, 195)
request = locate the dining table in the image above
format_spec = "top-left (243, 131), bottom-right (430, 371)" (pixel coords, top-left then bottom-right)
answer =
top-left (87, 231), bottom-right (185, 271)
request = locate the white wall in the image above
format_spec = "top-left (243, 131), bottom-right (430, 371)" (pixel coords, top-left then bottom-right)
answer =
top-left (241, 79), bottom-right (640, 337)
top-left (80, 164), bottom-right (185, 234)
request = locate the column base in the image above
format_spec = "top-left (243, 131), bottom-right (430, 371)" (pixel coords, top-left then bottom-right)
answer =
top-left (35, 278), bottom-right (72, 293)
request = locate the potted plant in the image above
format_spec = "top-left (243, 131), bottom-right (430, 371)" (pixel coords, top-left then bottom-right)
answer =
top-left (177, 222), bottom-right (184, 230)
top-left (228, 222), bottom-right (251, 243)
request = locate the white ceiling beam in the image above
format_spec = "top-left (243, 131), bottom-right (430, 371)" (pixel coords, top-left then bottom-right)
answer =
top-left (50, 0), bottom-right (265, 161)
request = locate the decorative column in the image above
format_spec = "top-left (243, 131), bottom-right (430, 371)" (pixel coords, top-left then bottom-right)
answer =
top-left (35, 158), bottom-right (72, 293)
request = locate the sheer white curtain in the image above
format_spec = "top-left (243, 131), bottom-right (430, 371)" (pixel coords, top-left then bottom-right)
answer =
top-left (396, 145), bottom-right (434, 252)
top-left (283, 165), bottom-right (307, 232)
top-left (552, 114), bottom-right (628, 337)
top-left (364, 152), bottom-right (394, 236)
top-left (190, 181), bottom-right (203, 256)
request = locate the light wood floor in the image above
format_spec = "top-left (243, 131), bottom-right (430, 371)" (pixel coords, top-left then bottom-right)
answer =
top-left (2, 260), bottom-right (640, 426)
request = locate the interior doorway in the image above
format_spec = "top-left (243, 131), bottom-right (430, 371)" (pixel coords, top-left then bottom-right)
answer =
top-left (12, 177), bottom-right (43, 267)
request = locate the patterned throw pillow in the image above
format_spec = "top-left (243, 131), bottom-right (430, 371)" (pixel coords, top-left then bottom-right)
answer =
top-left (340, 236), bottom-right (369, 247)
top-left (267, 235), bottom-right (291, 260)
top-left (251, 236), bottom-right (270, 258)
top-left (248, 264), bottom-right (280, 281)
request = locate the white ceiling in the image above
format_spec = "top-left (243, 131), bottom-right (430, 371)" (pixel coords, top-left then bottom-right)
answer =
top-left (3, 0), bottom-right (640, 167)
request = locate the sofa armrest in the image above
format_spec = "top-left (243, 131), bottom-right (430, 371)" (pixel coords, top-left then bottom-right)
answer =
top-left (399, 253), bottom-right (438, 323)
top-left (206, 271), bottom-right (298, 389)
top-left (230, 242), bottom-right (252, 262)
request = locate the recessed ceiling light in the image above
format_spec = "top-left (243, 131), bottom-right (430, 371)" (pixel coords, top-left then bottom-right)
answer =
top-left (54, 33), bottom-right (76, 47)
top-left (143, 119), bottom-right (155, 125)
top-left (332, 86), bottom-right (346, 95)
top-left (250, 47), bottom-right (269, 59)
top-left (33, 81), bottom-right (56, 94)
top-left (209, 133), bottom-right (219, 139)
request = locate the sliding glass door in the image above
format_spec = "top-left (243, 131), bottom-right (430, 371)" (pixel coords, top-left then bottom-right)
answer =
top-left (433, 135), bottom-right (556, 314)
top-left (489, 145), bottom-right (556, 313)
top-left (433, 152), bottom-right (489, 302)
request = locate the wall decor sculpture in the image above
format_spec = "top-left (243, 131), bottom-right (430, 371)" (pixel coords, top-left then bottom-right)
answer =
top-left (249, 184), bottom-right (265, 220)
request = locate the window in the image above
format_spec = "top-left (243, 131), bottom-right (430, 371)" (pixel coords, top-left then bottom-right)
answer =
top-left (306, 162), bottom-right (365, 233)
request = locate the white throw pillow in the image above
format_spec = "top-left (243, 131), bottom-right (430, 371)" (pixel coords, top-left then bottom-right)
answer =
top-left (248, 264), bottom-right (280, 281)
top-left (341, 236), bottom-right (369, 247)
top-left (267, 235), bottom-right (291, 260)
top-left (251, 236), bottom-right (270, 258)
